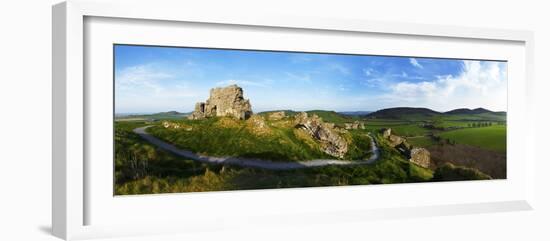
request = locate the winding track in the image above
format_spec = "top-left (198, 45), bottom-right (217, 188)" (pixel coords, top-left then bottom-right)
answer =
top-left (133, 126), bottom-right (380, 170)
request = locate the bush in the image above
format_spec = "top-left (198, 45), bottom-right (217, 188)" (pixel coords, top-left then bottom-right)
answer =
top-left (432, 163), bottom-right (491, 181)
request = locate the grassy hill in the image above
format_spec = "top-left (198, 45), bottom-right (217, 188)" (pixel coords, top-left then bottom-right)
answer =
top-left (444, 107), bottom-right (493, 115)
top-left (114, 106), bottom-right (505, 194)
top-left (439, 125), bottom-right (506, 152)
top-left (338, 111), bottom-right (373, 116)
top-left (115, 111), bottom-right (190, 121)
top-left (366, 107), bottom-right (440, 120)
top-left (305, 110), bottom-right (359, 124)
top-left (366, 107), bottom-right (506, 122)
top-left (114, 120), bottom-right (436, 195)
top-left (147, 116), bottom-right (372, 162)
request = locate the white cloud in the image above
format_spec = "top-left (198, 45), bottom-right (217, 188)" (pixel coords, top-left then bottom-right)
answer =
top-left (115, 64), bottom-right (172, 94)
top-left (115, 64), bottom-right (199, 113)
top-left (361, 78), bottom-right (384, 87)
top-left (380, 61), bottom-right (507, 111)
top-left (363, 68), bottom-right (374, 76)
top-left (328, 63), bottom-right (351, 75)
top-left (215, 79), bottom-right (268, 88)
top-left (409, 58), bottom-right (424, 69)
top-left (289, 55), bottom-right (312, 63)
top-left (285, 72), bottom-right (312, 83)
top-left (391, 81), bottom-right (437, 99)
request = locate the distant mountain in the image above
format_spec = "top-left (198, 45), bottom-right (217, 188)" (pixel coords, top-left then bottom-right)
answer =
top-left (156, 111), bottom-right (184, 115)
top-left (151, 111), bottom-right (191, 119)
top-left (366, 107), bottom-right (440, 119)
top-left (115, 110), bottom-right (191, 121)
top-left (257, 110), bottom-right (297, 115)
top-left (445, 108), bottom-right (494, 115)
top-left (338, 111), bottom-right (373, 116)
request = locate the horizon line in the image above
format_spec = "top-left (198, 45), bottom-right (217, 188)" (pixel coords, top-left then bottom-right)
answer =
top-left (115, 106), bottom-right (507, 115)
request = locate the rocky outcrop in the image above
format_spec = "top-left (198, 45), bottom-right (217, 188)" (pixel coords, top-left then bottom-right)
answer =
top-left (382, 128), bottom-right (408, 148)
top-left (246, 114), bottom-right (271, 135)
top-left (381, 128), bottom-right (430, 168)
top-left (388, 134), bottom-right (406, 147)
top-left (266, 111), bottom-right (286, 120)
top-left (294, 112), bottom-right (348, 158)
top-left (409, 147), bottom-right (431, 168)
top-left (382, 128), bottom-right (392, 138)
top-left (188, 85), bottom-right (253, 120)
top-left (162, 121), bottom-right (192, 131)
top-left (344, 121), bottom-right (366, 130)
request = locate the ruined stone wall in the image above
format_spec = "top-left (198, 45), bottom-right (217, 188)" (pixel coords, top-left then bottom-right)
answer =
top-left (188, 85), bottom-right (253, 120)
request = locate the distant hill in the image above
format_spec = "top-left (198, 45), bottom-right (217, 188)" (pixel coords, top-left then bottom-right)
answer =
top-left (158, 111), bottom-right (183, 115)
top-left (365, 107), bottom-right (506, 122)
top-left (115, 111), bottom-right (190, 121)
top-left (338, 111), bottom-right (373, 116)
top-left (306, 110), bottom-right (356, 123)
top-left (257, 110), bottom-right (298, 116)
top-left (445, 108), bottom-right (493, 115)
top-left (366, 107), bottom-right (440, 119)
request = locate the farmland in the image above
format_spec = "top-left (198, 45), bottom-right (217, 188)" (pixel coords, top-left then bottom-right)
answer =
top-left (114, 107), bottom-right (504, 194)
top-left (114, 120), bottom-right (434, 195)
top-left (439, 125), bottom-right (506, 152)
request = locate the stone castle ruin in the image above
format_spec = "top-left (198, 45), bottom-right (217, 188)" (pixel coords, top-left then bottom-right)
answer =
top-left (188, 85), bottom-right (253, 120)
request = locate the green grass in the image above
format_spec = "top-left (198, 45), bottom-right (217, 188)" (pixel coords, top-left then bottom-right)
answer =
top-left (439, 125), bottom-right (506, 152)
top-left (306, 110), bottom-right (357, 124)
top-left (388, 124), bottom-right (429, 137)
top-left (432, 163), bottom-right (491, 181)
top-left (114, 110), bottom-right (502, 195)
top-left (345, 131), bottom-right (373, 160)
top-left (362, 119), bottom-right (428, 137)
top-left (114, 121), bottom-right (225, 190)
top-left (147, 117), bottom-right (334, 162)
top-left (114, 120), bottom-right (438, 195)
top-left (115, 112), bottom-right (189, 121)
top-left (407, 136), bottom-right (436, 148)
top-left (147, 117), bottom-right (376, 161)
top-left (441, 113), bottom-right (506, 122)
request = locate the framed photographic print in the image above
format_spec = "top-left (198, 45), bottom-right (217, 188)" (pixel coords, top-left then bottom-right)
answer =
top-left (113, 44), bottom-right (507, 194)
top-left (53, 0), bottom-right (535, 240)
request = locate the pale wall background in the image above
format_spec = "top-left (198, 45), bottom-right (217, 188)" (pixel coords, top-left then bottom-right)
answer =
top-left (0, 0), bottom-right (548, 240)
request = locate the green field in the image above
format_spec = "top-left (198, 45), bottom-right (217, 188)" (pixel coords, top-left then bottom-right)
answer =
top-left (439, 125), bottom-right (506, 152)
top-left (114, 108), bottom-right (505, 194)
top-left (147, 116), bottom-right (373, 162)
top-left (363, 119), bottom-right (428, 137)
top-left (115, 111), bottom-right (189, 121)
top-left (407, 136), bottom-right (437, 148)
top-left (114, 121), bottom-right (437, 195)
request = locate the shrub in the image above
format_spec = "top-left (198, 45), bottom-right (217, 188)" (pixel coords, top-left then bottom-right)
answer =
top-left (432, 163), bottom-right (491, 181)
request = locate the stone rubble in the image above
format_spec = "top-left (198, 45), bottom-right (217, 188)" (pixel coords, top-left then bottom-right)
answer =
top-left (409, 147), bottom-right (431, 168)
top-left (381, 128), bottom-right (431, 168)
top-left (293, 112), bottom-right (349, 159)
top-left (266, 111), bottom-right (286, 121)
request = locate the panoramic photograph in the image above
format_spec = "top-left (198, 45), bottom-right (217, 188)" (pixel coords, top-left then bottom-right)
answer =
top-left (114, 44), bottom-right (507, 195)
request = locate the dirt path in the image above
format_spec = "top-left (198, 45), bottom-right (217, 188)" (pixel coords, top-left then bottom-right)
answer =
top-left (133, 126), bottom-right (380, 170)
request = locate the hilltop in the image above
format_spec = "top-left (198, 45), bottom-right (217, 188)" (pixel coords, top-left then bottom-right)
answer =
top-left (365, 107), bottom-right (506, 121)
top-left (366, 107), bottom-right (440, 119)
top-left (445, 108), bottom-right (493, 115)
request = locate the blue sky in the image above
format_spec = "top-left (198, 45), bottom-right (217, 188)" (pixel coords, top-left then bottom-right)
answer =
top-left (114, 45), bottom-right (507, 113)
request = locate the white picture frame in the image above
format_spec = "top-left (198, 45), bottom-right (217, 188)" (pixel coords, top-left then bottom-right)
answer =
top-left (52, 0), bottom-right (536, 240)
